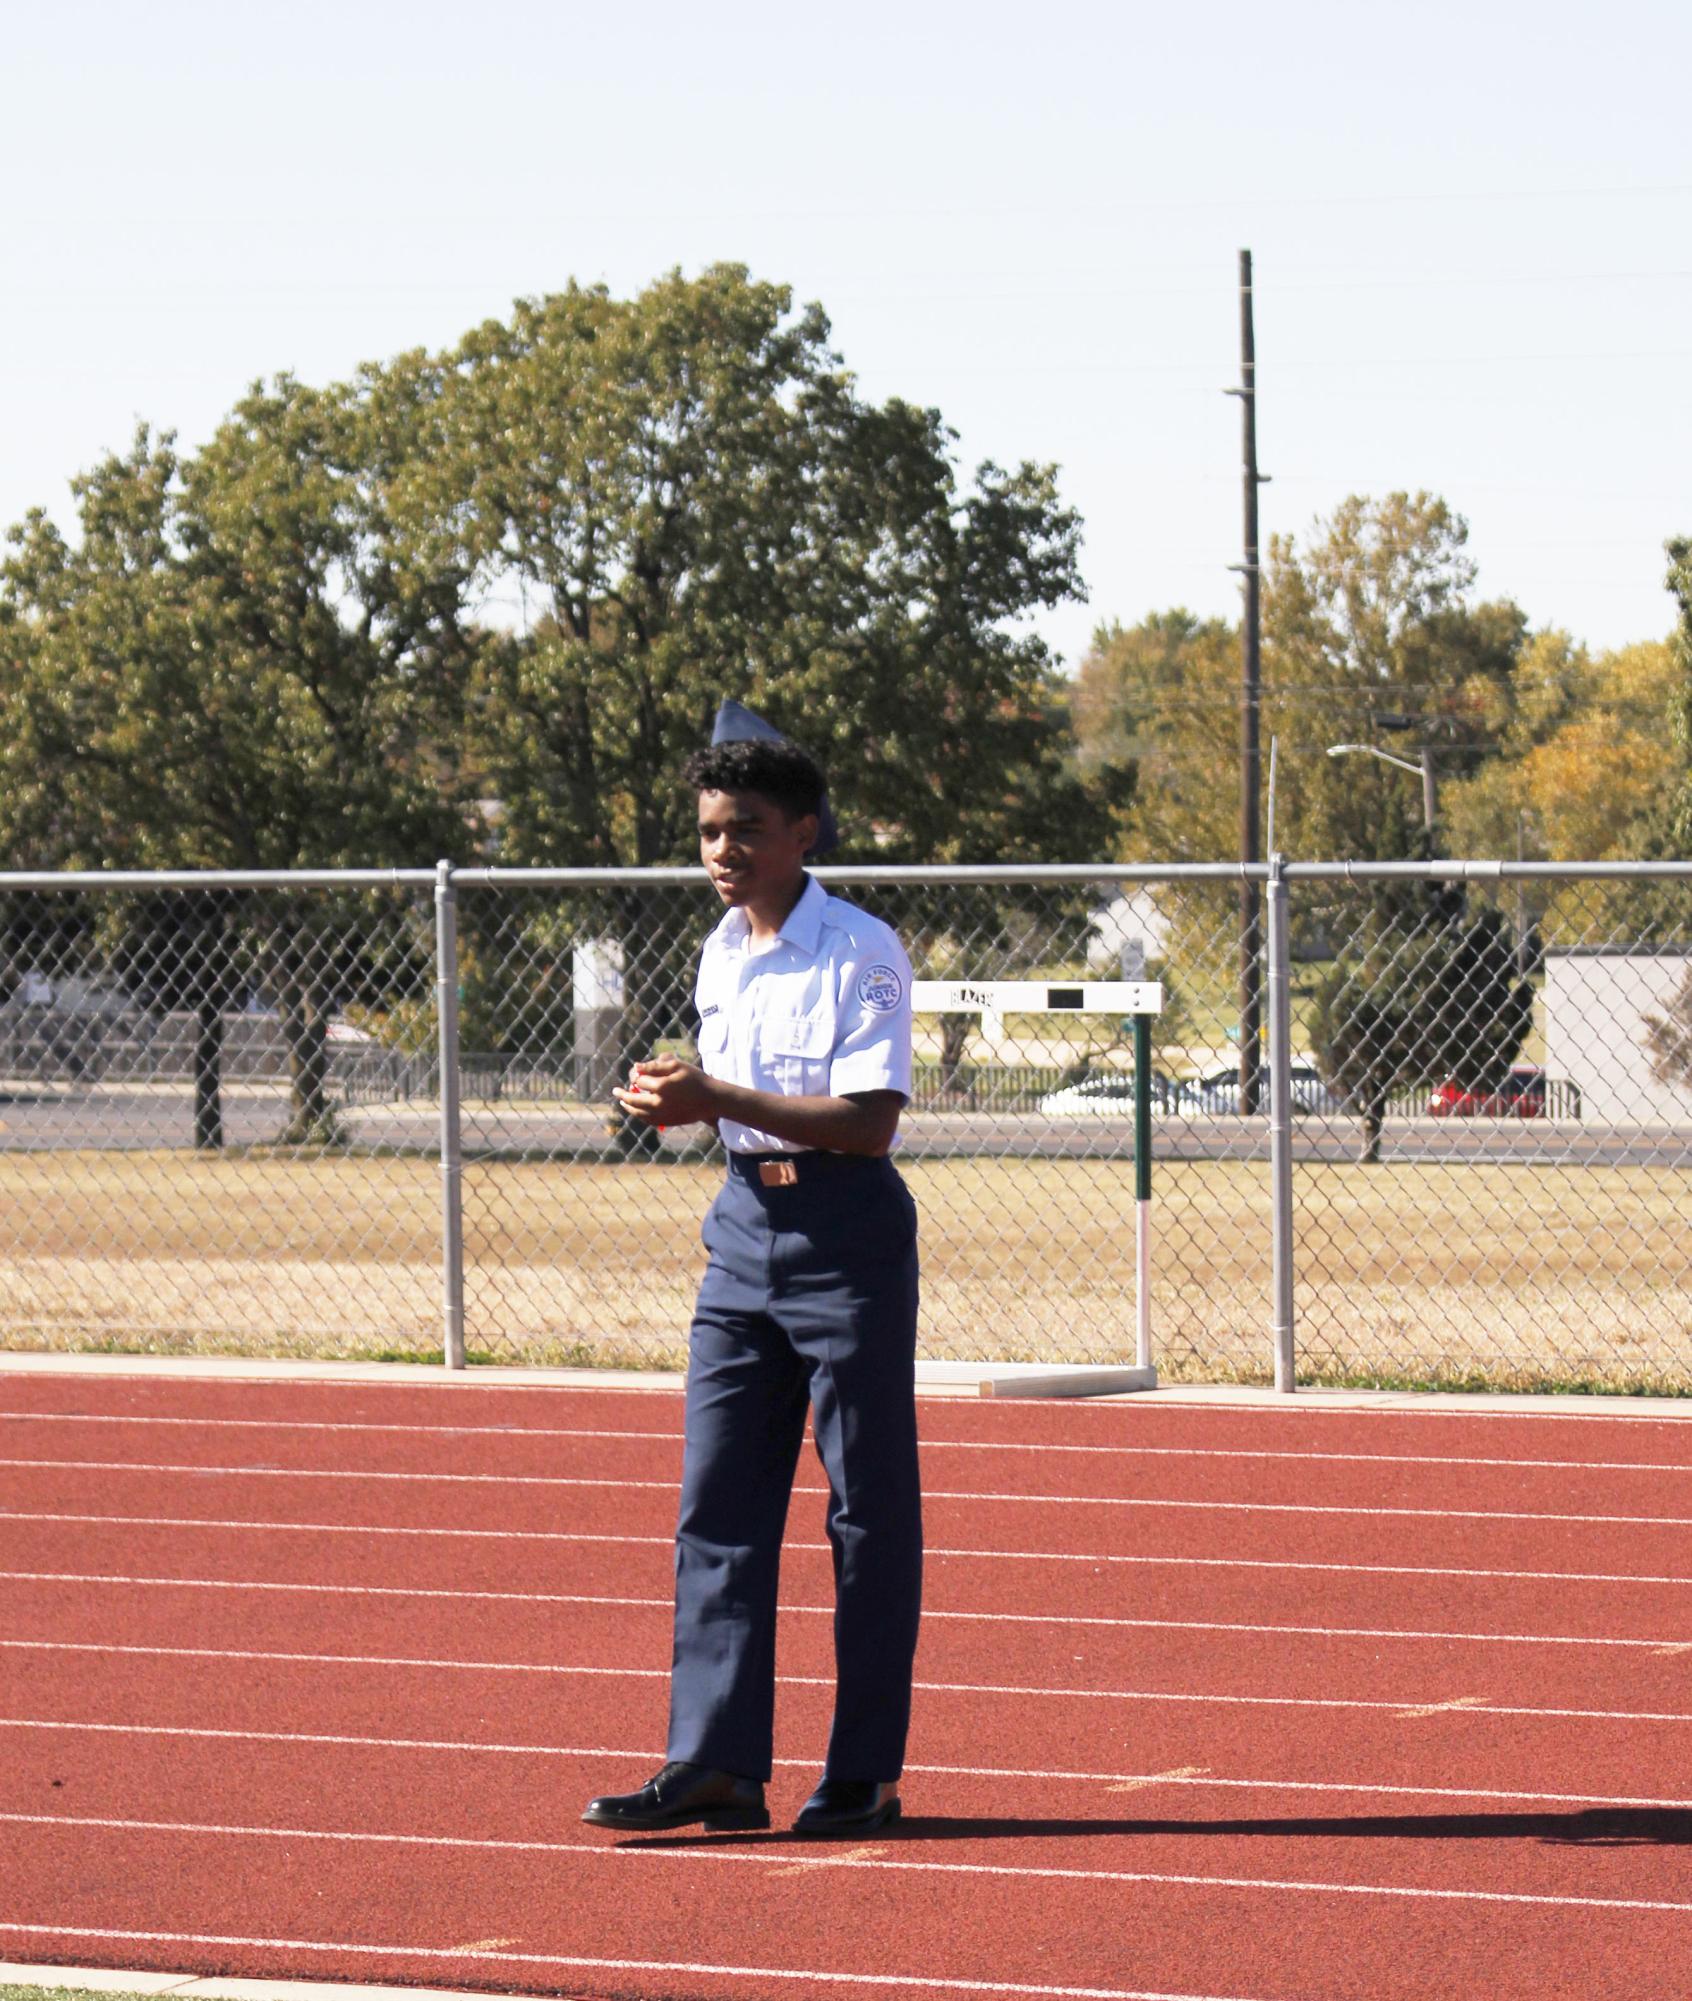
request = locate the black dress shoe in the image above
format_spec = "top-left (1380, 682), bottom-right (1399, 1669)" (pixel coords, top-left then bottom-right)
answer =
top-left (792, 1778), bottom-right (901, 1836)
top-left (582, 1761), bottom-right (769, 1831)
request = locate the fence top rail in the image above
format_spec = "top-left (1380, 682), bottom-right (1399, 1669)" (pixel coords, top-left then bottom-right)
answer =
top-left (0, 869), bottom-right (440, 893)
top-left (3, 858), bottom-right (1689, 893)
top-left (454, 862), bottom-right (1264, 887)
top-left (1282, 860), bottom-right (1692, 882)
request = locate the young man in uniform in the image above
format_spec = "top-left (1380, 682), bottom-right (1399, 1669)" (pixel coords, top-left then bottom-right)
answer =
top-left (582, 713), bottom-right (921, 1838)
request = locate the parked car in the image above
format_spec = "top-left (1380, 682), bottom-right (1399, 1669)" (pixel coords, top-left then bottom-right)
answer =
top-left (1036, 1073), bottom-right (1167, 1116)
top-left (1427, 1064), bottom-right (1548, 1118)
top-left (1176, 1061), bottom-right (1346, 1117)
top-left (0, 970), bottom-right (141, 1082)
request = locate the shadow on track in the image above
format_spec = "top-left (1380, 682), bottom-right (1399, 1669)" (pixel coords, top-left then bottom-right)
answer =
top-left (622, 1807), bottom-right (1692, 1850)
top-left (891, 1807), bottom-right (1692, 1847)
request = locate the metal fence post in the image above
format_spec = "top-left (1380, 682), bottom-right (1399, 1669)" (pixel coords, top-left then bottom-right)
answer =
top-left (434, 860), bottom-right (466, 1370)
top-left (1265, 853), bottom-right (1296, 1391)
top-left (1133, 1007), bottom-right (1154, 1373)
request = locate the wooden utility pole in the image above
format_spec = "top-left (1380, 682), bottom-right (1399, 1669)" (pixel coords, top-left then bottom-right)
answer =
top-left (1229, 249), bottom-right (1266, 1115)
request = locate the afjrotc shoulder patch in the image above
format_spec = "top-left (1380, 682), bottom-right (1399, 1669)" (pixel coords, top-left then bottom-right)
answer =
top-left (857, 965), bottom-right (904, 1013)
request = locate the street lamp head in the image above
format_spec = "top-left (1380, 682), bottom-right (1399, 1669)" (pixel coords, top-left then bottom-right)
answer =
top-left (1326, 744), bottom-right (1367, 757)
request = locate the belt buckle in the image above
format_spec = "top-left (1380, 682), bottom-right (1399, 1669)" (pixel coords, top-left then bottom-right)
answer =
top-left (759, 1159), bottom-right (800, 1188)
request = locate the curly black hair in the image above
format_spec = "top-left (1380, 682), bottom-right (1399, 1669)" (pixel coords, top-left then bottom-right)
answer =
top-left (682, 737), bottom-right (826, 823)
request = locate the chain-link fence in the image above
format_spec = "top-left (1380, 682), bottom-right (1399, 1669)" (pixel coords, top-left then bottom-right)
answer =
top-left (3, 861), bottom-right (1691, 1390)
top-left (0, 874), bottom-right (446, 1360)
top-left (1282, 862), bottom-right (1692, 1390)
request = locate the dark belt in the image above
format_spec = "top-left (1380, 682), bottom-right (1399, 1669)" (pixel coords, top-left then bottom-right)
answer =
top-left (727, 1150), bottom-right (883, 1188)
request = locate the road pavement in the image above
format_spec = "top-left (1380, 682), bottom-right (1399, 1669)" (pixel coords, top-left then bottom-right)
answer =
top-left (4, 1082), bottom-right (1690, 1166)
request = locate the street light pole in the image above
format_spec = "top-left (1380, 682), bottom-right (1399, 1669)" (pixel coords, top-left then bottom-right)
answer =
top-left (1327, 742), bottom-right (1436, 836)
top-left (1227, 248), bottom-right (1268, 1115)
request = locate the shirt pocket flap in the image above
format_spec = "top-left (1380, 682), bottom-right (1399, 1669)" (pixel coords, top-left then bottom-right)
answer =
top-left (696, 1014), bottom-right (730, 1057)
top-left (760, 1010), bottom-right (834, 1059)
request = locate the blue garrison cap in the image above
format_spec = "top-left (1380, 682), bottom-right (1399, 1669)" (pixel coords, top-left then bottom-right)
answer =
top-left (710, 698), bottom-right (839, 857)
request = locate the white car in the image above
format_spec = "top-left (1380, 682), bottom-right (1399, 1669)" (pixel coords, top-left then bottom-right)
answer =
top-left (1035, 1074), bottom-right (1164, 1117)
top-left (1176, 1062), bottom-right (1346, 1116)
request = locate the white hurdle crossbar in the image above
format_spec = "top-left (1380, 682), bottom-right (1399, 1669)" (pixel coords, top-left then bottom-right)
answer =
top-left (911, 979), bottom-right (1164, 1397)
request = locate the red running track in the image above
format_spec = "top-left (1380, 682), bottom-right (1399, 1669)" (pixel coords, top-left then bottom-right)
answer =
top-left (3, 1373), bottom-right (1692, 2001)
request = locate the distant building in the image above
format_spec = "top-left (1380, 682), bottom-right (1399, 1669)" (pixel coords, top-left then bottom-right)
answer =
top-left (1542, 951), bottom-right (1692, 1127)
top-left (1088, 888), bottom-right (1170, 978)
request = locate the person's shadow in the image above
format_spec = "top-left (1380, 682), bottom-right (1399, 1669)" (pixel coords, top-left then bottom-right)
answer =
top-left (623, 1807), bottom-right (1692, 1850)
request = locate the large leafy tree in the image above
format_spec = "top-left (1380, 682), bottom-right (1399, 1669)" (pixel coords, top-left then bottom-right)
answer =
top-left (1311, 905), bottom-right (1534, 1164)
top-left (1070, 610), bottom-right (1233, 860)
top-left (1666, 536), bottom-right (1692, 855)
top-left (0, 432), bottom-right (244, 1142)
top-left (5, 266), bottom-right (1110, 1149)
top-left (1069, 496), bottom-right (1528, 871)
top-left (1441, 632), bottom-right (1677, 863)
top-left (1264, 491), bottom-right (1527, 863)
top-left (1644, 963), bottom-right (1692, 1096)
top-left (397, 265), bottom-right (1109, 1135)
top-left (408, 265), bottom-right (1104, 870)
top-left (0, 374), bottom-right (477, 1143)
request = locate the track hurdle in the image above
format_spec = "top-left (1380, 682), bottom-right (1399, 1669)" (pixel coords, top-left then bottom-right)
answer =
top-left (911, 979), bottom-right (1164, 1398)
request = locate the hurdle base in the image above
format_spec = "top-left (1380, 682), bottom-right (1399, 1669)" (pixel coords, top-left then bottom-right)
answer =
top-left (914, 1361), bottom-right (1158, 1399)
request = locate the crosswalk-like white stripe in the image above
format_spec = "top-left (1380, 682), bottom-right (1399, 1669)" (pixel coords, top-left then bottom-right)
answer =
top-left (6, 1409), bottom-right (1692, 1475)
top-left (2, 1572), bottom-right (1682, 1650)
top-left (4, 1716), bottom-right (1689, 1811)
top-left (3, 1822), bottom-right (1691, 1916)
top-left (6, 1458), bottom-right (1690, 1527)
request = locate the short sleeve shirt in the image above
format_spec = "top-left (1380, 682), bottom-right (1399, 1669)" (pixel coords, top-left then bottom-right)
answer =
top-left (694, 874), bottom-right (914, 1155)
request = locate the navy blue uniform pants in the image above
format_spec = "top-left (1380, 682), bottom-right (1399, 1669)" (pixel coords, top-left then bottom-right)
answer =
top-left (665, 1150), bottom-right (922, 1784)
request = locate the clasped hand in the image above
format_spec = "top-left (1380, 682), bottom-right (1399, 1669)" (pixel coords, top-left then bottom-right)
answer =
top-left (612, 1052), bottom-right (718, 1128)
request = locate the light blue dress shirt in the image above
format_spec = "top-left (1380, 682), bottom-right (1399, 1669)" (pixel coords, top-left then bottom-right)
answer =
top-left (694, 874), bottom-right (914, 1155)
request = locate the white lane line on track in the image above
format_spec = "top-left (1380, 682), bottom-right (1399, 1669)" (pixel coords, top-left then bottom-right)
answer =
top-left (10, 1376), bottom-right (1692, 1428)
top-left (7, 1459), bottom-right (1691, 1528)
top-left (5, 1823), bottom-right (1692, 1917)
top-left (2, 1637), bottom-right (1685, 1722)
top-left (0, 1929), bottom-right (1257, 2001)
top-left (9, 1636), bottom-right (1692, 1703)
top-left (7, 1410), bottom-right (1692, 1476)
top-left (4, 1572), bottom-right (1685, 1651)
top-left (4, 1514), bottom-right (1688, 1591)
top-left (5, 1718), bottom-right (1691, 1812)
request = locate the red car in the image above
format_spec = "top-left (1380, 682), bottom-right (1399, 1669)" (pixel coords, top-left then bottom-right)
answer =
top-left (1427, 1065), bottom-right (1547, 1118)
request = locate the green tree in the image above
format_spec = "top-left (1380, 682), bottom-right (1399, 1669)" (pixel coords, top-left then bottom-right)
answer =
top-left (5, 267), bottom-right (1113, 1152)
top-left (0, 374), bottom-right (477, 1143)
top-left (1644, 963), bottom-right (1692, 1094)
top-left (1070, 498), bottom-right (1527, 876)
top-left (406, 265), bottom-right (1108, 1138)
top-left (1071, 611), bottom-right (1234, 859)
top-left (0, 433), bottom-right (246, 1145)
top-left (1311, 904), bottom-right (1534, 1163)
top-left (1264, 492), bottom-right (1527, 863)
top-left (178, 371), bottom-right (477, 1140)
top-left (1666, 537), bottom-right (1692, 855)
top-left (1441, 631), bottom-right (1677, 862)
top-left (417, 267), bottom-right (1102, 870)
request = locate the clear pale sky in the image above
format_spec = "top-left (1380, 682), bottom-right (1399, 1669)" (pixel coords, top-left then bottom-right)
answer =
top-left (5, 0), bottom-right (1689, 672)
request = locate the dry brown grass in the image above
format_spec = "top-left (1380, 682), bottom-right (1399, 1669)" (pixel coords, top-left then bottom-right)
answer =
top-left (2, 1149), bottom-right (1689, 1389)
